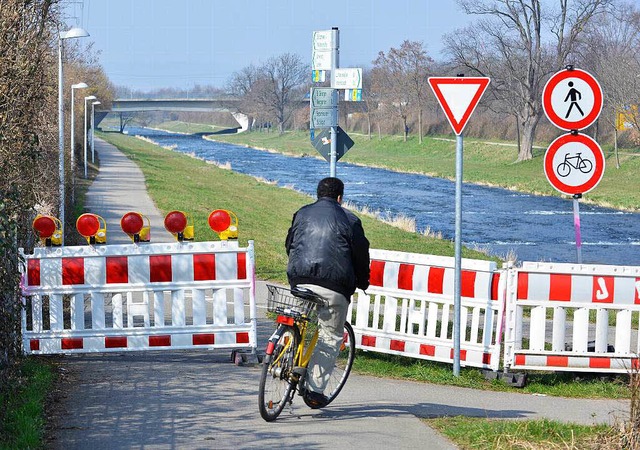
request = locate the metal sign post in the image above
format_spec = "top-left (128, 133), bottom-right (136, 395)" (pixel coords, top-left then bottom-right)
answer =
top-left (453, 133), bottom-right (464, 376)
top-left (573, 194), bottom-right (583, 263)
top-left (329, 27), bottom-right (339, 177)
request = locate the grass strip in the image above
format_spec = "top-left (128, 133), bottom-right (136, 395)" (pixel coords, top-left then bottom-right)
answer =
top-left (0, 359), bottom-right (55, 450)
top-left (427, 416), bottom-right (609, 449)
top-left (98, 130), bottom-right (494, 283)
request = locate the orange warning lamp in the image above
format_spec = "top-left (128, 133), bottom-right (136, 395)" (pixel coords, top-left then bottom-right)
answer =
top-left (32, 215), bottom-right (62, 246)
top-left (164, 210), bottom-right (194, 242)
top-left (76, 213), bottom-right (107, 244)
top-left (121, 212), bottom-right (150, 243)
top-left (208, 209), bottom-right (238, 240)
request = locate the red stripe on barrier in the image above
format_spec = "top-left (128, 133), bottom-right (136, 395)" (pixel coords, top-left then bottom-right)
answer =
top-left (236, 332), bottom-right (250, 344)
top-left (633, 359), bottom-right (640, 370)
top-left (482, 353), bottom-right (492, 365)
top-left (150, 255), bottom-right (172, 282)
top-left (27, 259), bottom-right (40, 286)
top-left (636, 278), bottom-right (640, 305)
top-left (419, 344), bottom-right (435, 356)
top-left (547, 355), bottom-right (569, 367)
top-left (515, 354), bottom-right (526, 365)
top-left (61, 337), bottom-right (83, 350)
top-left (370, 260), bottom-right (385, 287)
top-left (461, 270), bottom-right (477, 298)
top-left (193, 333), bottom-right (215, 345)
top-left (398, 264), bottom-right (414, 290)
top-left (62, 257), bottom-right (85, 285)
top-left (390, 339), bottom-right (405, 352)
top-left (237, 253), bottom-right (247, 279)
top-left (30, 339), bottom-right (40, 351)
top-left (517, 273), bottom-right (529, 300)
top-left (361, 335), bottom-right (376, 347)
top-left (491, 273), bottom-right (500, 301)
top-left (592, 276), bottom-right (614, 303)
top-left (149, 335), bottom-right (171, 347)
top-left (105, 336), bottom-right (127, 348)
top-left (450, 349), bottom-right (467, 361)
top-left (428, 267), bottom-right (445, 294)
top-left (589, 357), bottom-right (611, 369)
top-left (549, 274), bottom-right (572, 301)
top-left (193, 254), bottom-right (216, 281)
top-left (106, 256), bottom-right (128, 284)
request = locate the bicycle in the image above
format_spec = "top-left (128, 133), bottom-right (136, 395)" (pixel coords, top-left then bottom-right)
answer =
top-left (556, 152), bottom-right (593, 177)
top-left (258, 284), bottom-right (356, 422)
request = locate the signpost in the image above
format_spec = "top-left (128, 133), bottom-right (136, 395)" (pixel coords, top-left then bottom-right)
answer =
top-left (542, 66), bottom-right (604, 263)
top-left (311, 126), bottom-right (354, 162)
top-left (428, 76), bottom-right (490, 377)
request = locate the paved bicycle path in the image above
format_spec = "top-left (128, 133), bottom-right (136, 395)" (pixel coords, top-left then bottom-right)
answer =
top-left (48, 137), bottom-right (625, 449)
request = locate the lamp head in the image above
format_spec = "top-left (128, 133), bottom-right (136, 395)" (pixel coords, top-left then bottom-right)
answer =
top-left (60, 26), bottom-right (89, 40)
top-left (84, 95), bottom-right (97, 102)
top-left (92, 101), bottom-right (101, 106)
top-left (72, 82), bottom-right (88, 89)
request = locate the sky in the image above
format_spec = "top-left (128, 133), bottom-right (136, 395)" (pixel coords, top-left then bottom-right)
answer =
top-left (63, 0), bottom-right (473, 91)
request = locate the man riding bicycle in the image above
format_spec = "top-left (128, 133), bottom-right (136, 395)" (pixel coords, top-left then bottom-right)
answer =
top-left (285, 177), bottom-right (370, 408)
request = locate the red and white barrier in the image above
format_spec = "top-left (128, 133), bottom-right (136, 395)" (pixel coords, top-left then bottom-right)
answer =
top-left (349, 249), bottom-right (504, 371)
top-left (20, 240), bottom-right (257, 355)
top-left (504, 261), bottom-right (640, 373)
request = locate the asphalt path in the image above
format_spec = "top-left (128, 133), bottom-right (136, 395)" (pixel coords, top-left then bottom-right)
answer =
top-left (47, 137), bottom-right (627, 449)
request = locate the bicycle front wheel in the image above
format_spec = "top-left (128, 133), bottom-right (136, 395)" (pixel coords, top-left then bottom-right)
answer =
top-left (306, 321), bottom-right (356, 407)
top-left (258, 325), bottom-right (299, 421)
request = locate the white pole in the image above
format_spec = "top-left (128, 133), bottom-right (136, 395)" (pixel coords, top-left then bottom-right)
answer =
top-left (329, 27), bottom-right (339, 177)
top-left (84, 98), bottom-right (88, 178)
top-left (57, 37), bottom-right (65, 245)
top-left (91, 103), bottom-right (95, 163)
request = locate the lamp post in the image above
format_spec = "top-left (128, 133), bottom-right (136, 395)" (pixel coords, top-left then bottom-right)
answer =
top-left (58, 26), bottom-right (89, 245)
top-left (83, 95), bottom-right (96, 178)
top-left (91, 101), bottom-right (101, 163)
top-left (70, 82), bottom-right (88, 203)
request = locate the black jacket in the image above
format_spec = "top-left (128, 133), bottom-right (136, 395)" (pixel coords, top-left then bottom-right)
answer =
top-left (285, 197), bottom-right (370, 299)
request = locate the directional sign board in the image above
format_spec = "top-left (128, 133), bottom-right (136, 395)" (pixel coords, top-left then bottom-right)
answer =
top-left (311, 88), bottom-right (338, 108)
top-left (543, 68), bottom-right (603, 131)
top-left (428, 77), bottom-right (490, 135)
top-left (332, 68), bottom-right (362, 89)
top-left (544, 133), bottom-right (605, 195)
top-left (312, 30), bottom-right (336, 71)
top-left (310, 107), bottom-right (338, 128)
top-left (312, 126), bottom-right (354, 162)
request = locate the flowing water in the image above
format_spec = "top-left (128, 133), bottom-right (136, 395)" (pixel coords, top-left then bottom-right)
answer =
top-left (129, 127), bottom-right (640, 266)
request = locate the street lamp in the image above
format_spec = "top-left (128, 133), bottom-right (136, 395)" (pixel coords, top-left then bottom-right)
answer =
top-left (83, 95), bottom-right (97, 178)
top-left (58, 26), bottom-right (89, 245)
top-left (91, 101), bottom-right (101, 163)
top-left (70, 82), bottom-right (88, 203)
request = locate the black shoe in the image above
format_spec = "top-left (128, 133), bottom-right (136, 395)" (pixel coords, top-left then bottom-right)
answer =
top-left (304, 390), bottom-right (329, 409)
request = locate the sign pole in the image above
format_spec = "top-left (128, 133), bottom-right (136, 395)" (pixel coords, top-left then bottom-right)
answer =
top-left (330, 27), bottom-right (339, 177)
top-left (453, 133), bottom-right (463, 376)
top-left (573, 193), bottom-right (583, 264)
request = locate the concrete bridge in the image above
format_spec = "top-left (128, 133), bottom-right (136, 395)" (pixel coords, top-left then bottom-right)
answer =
top-left (109, 97), bottom-right (253, 131)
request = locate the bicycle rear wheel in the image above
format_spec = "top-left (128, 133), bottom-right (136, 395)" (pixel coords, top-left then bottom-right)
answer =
top-left (258, 325), bottom-right (299, 421)
top-left (304, 321), bottom-right (356, 407)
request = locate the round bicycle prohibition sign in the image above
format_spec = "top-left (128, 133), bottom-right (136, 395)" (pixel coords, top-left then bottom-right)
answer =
top-left (542, 68), bottom-right (603, 131)
top-left (544, 133), bottom-right (605, 195)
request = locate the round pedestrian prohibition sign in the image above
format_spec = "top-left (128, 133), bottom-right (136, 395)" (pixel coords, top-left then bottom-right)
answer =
top-left (544, 133), bottom-right (605, 195)
top-left (543, 68), bottom-right (603, 131)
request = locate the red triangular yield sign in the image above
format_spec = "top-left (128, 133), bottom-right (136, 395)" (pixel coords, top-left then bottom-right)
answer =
top-left (428, 77), bottom-right (490, 135)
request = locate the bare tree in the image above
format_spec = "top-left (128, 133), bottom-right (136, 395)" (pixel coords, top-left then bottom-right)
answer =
top-left (445, 0), bottom-right (609, 161)
top-left (578, 2), bottom-right (640, 166)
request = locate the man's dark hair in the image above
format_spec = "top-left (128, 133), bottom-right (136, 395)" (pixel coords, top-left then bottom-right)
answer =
top-left (317, 177), bottom-right (344, 200)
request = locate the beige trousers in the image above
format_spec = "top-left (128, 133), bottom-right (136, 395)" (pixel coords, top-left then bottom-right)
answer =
top-left (298, 284), bottom-right (349, 394)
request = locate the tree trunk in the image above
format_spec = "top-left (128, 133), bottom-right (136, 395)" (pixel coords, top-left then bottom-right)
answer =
top-left (614, 127), bottom-right (620, 169)
top-left (418, 109), bottom-right (423, 144)
top-left (367, 114), bottom-right (372, 140)
top-left (518, 117), bottom-right (539, 161)
top-left (515, 115), bottom-right (521, 159)
top-left (377, 123), bottom-right (381, 141)
top-left (402, 116), bottom-right (408, 142)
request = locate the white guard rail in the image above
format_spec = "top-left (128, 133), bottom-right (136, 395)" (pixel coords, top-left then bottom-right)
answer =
top-left (349, 249), bottom-right (504, 371)
top-left (20, 240), bottom-right (257, 355)
top-left (504, 261), bottom-right (640, 373)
